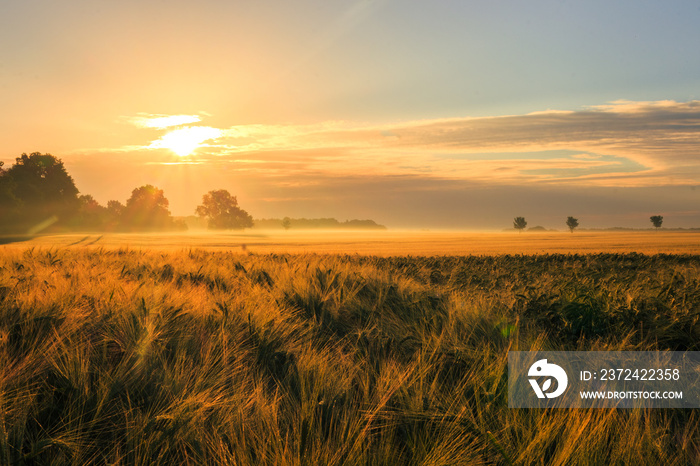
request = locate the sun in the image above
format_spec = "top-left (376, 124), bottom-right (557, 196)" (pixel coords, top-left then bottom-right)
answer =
top-left (153, 126), bottom-right (223, 156)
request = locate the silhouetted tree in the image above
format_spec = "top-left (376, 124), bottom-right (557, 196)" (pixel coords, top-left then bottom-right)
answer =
top-left (107, 200), bottom-right (125, 217)
top-left (513, 217), bottom-right (527, 233)
top-left (71, 194), bottom-right (108, 230)
top-left (0, 161), bottom-right (20, 232)
top-left (122, 185), bottom-right (179, 231)
top-left (566, 216), bottom-right (579, 233)
top-left (650, 215), bottom-right (663, 230)
top-left (103, 200), bottom-right (124, 230)
top-left (195, 189), bottom-right (253, 230)
top-left (282, 217), bottom-right (291, 230)
top-left (2, 153), bottom-right (79, 232)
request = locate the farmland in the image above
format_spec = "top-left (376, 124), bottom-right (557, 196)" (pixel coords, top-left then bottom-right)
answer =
top-left (4, 229), bottom-right (700, 255)
top-left (1, 235), bottom-right (699, 464)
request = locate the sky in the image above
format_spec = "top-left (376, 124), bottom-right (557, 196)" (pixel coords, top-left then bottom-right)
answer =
top-left (2, 0), bottom-right (700, 229)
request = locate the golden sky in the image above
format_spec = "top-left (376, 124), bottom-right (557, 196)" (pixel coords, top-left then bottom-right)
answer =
top-left (2, 1), bottom-right (700, 228)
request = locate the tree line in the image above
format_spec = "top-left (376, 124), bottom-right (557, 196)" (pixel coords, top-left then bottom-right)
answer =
top-left (254, 217), bottom-right (386, 230)
top-left (0, 153), bottom-right (253, 235)
top-left (513, 215), bottom-right (665, 233)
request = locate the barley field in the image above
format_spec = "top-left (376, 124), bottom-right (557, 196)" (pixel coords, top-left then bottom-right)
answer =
top-left (1, 238), bottom-right (700, 464)
top-left (4, 230), bottom-right (700, 255)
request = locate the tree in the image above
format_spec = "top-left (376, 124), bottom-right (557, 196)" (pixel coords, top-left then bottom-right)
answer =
top-left (513, 217), bottom-right (527, 233)
top-left (122, 185), bottom-right (177, 230)
top-left (107, 200), bottom-right (125, 218)
top-left (566, 216), bottom-right (579, 233)
top-left (650, 215), bottom-right (663, 230)
top-left (281, 217), bottom-right (291, 230)
top-left (102, 200), bottom-right (124, 230)
top-left (3, 152), bottom-right (79, 231)
top-left (0, 161), bottom-right (20, 232)
top-left (72, 194), bottom-right (108, 230)
top-left (195, 189), bottom-right (253, 230)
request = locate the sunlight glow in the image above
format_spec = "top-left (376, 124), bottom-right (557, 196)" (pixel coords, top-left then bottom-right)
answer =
top-left (151, 126), bottom-right (223, 156)
top-left (131, 114), bottom-right (202, 129)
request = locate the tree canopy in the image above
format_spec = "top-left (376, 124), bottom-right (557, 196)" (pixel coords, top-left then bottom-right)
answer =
top-left (122, 185), bottom-right (183, 231)
top-left (0, 153), bottom-right (204, 234)
top-left (566, 216), bottom-right (579, 233)
top-left (71, 194), bottom-right (108, 230)
top-left (195, 189), bottom-right (253, 230)
top-left (650, 215), bottom-right (663, 229)
top-left (513, 217), bottom-right (527, 232)
top-left (0, 153), bottom-right (79, 233)
top-left (0, 162), bottom-right (18, 228)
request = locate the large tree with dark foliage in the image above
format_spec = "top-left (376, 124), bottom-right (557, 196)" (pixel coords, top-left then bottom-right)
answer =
top-left (1, 153), bottom-right (79, 232)
top-left (0, 161), bottom-right (19, 228)
top-left (196, 189), bottom-right (253, 230)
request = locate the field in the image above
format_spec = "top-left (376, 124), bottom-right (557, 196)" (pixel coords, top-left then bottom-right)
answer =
top-left (1, 233), bottom-right (700, 464)
top-left (4, 229), bottom-right (700, 255)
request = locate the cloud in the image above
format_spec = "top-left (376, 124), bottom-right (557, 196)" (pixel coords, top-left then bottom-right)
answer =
top-left (62, 101), bottom-right (700, 228)
top-left (124, 113), bottom-right (202, 129)
top-left (148, 126), bottom-right (223, 156)
top-left (103, 100), bottom-right (700, 187)
top-left (370, 100), bottom-right (700, 172)
top-left (107, 114), bottom-right (225, 157)
top-left (277, 101), bottom-right (700, 185)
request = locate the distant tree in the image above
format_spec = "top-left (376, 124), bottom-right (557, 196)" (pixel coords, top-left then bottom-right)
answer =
top-left (79, 194), bottom-right (100, 209)
top-left (98, 200), bottom-right (123, 230)
top-left (513, 217), bottom-right (527, 233)
top-left (281, 217), bottom-right (291, 230)
top-left (107, 200), bottom-right (125, 218)
top-left (650, 215), bottom-right (663, 230)
top-left (72, 194), bottom-right (108, 230)
top-left (566, 216), bottom-right (579, 233)
top-left (122, 185), bottom-right (178, 230)
top-left (171, 217), bottom-right (188, 231)
top-left (3, 152), bottom-right (79, 231)
top-left (341, 219), bottom-right (387, 230)
top-left (195, 189), bottom-right (253, 230)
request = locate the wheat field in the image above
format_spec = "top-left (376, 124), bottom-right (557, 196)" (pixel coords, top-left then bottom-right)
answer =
top-left (4, 230), bottom-right (700, 255)
top-left (1, 243), bottom-right (699, 464)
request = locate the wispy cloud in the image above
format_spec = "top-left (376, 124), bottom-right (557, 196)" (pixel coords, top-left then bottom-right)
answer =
top-left (124, 113), bottom-right (202, 129)
top-left (101, 101), bottom-right (700, 187)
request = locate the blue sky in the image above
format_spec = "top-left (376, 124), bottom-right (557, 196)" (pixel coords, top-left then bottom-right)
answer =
top-left (2, 0), bottom-right (700, 228)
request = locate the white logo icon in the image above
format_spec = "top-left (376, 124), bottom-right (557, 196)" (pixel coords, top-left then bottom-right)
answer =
top-left (528, 359), bottom-right (568, 399)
